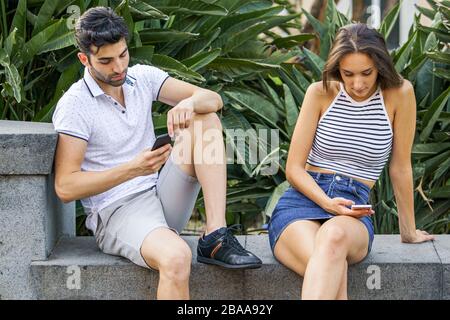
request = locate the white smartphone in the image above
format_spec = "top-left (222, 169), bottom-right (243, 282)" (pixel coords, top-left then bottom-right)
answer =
top-left (351, 204), bottom-right (372, 210)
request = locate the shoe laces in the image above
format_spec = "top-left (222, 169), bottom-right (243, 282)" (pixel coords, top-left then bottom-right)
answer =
top-left (222, 224), bottom-right (247, 254)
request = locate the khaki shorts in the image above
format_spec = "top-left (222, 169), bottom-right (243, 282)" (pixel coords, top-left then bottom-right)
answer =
top-left (94, 154), bottom-right (201, 269)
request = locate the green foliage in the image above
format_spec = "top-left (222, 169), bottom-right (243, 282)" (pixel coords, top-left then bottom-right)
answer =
top-left (0, 0), bottom-right (448, 235)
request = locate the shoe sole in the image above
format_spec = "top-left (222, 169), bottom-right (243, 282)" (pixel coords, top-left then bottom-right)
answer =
top-left (197, 256), bottom-right (262, 269)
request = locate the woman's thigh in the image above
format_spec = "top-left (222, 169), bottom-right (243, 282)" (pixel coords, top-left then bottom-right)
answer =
top-left (273, 220), bottom-right (322, 276)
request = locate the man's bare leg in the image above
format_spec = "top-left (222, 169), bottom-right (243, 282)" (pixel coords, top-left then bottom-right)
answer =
top-left (172, 112), bottom-right (227, 234)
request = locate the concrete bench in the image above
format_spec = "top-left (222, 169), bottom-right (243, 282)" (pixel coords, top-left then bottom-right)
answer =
top-left (1, 120), bottom-right (449, 300)
top-left (30, 235), bottom-right (449, 300)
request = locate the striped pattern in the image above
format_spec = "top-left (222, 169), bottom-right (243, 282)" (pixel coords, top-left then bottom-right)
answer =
top-left (306, 83), bottom-right (393, 181)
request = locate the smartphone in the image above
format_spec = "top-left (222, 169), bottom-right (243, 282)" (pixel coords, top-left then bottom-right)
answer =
top-left (351, 204), bottom-right (372, 210)
top-left (151, 133), bottom-right (172, 151)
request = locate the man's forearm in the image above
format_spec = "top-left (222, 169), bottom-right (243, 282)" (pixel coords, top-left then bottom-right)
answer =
top-left (56, 162), bottom-right (137, 203)
top-left (190, 89), bottom-right (223, 113)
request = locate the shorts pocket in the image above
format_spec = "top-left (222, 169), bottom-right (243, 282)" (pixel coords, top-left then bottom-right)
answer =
top-left (350, 185), bottom-right (369, 204)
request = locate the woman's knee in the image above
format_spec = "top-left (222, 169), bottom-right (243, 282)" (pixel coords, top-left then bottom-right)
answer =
top-left (314, 224), bottom-right (349, 259)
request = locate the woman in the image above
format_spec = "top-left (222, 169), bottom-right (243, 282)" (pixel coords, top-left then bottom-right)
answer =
top-left (268, 23), bottom-right (435, 300)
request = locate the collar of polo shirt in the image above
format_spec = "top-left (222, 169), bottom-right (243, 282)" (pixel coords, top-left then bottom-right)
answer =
top-left (82, 67), bottom-right (137, 98)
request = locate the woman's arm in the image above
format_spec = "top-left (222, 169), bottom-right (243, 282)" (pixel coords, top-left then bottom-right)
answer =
top-left (388, 80), bottom-right (434, 243)
top-left (287, 82), bottom-right (370, 218)
top-left (286, 83), bottom-right (329, 206)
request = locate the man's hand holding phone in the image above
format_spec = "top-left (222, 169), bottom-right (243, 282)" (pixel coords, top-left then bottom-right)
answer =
top-left (325, 197), bottom-right (374, 218)
top-left (128, 136), bottom-right (172, 177)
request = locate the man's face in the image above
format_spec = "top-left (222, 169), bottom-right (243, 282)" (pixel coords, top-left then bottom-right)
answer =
top-left (79, 38), bottom-right (130, 87)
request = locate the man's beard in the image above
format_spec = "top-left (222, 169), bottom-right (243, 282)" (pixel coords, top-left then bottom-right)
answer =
top-left (90, 65), bottom-right (128, 87)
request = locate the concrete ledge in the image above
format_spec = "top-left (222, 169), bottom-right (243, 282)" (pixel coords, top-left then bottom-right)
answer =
top-left (30, 235), bottom-right (450, 300)
top-left (0, 120), bottom-right (57, 175)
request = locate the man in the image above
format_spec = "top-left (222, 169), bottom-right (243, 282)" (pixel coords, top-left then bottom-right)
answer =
top-left (52, 7), bottom-right (262, 300)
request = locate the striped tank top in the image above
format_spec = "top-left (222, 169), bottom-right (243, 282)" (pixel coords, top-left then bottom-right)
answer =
top-left (306, 82), bottom-right (393, 182)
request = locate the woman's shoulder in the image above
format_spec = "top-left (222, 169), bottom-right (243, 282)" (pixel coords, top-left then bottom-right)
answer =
top-left (383, 79), bottom-right (414, 98)
top-left (382, 79), bottom-right (415, 113)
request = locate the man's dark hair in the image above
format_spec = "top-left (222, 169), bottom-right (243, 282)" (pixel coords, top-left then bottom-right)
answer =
top-left (75, 6), bottom-right (129, 55)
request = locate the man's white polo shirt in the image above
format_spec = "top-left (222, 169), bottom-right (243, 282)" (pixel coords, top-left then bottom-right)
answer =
top-left (52, 64), bottom-right (169, 232)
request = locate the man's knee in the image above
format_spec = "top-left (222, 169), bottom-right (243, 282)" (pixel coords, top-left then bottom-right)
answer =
top-left (153, 243), bottom-right (192, 282)
top-left (192, 112), bottom-right (222, 131)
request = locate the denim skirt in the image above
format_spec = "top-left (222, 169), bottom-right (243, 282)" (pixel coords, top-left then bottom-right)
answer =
top-left (268, 171), bottom-right (374, 255)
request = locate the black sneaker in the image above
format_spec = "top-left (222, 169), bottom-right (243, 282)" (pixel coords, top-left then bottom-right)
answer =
top-left (197, 225), bottom-right (262, 269)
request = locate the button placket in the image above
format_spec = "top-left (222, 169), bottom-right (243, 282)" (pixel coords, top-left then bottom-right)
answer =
top-left (107, 95), bottom-right (125, 113)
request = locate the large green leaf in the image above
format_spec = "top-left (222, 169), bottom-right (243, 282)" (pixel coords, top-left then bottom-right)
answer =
top-left (301, 7), bottom-right (325, 37)
top-left (181, 48), bottom-right (221, 71)
top-left (128, 0), bottom-right (168, 20)
top-left (0, 49), bottom-right (22, 103)
top-left (432, 156), bottom-right (450, 183)
top-left (207, 57), bottom-right (279, 78)
top-left (33, 62), bottom-right (81, 122)
top-left (420, 86), bottom-right (450, 142)
top-left (32, 0), bottom-right (58, 35)
top-left (272, 33), bottom-right (316, 50)
top-left (20, 19), bottom-right (63, 66)
top-left (264, 180), bottom-right (289, 218)
top-left (151, 54), bottom-right (205, 82)
top-left (415, 3), bottom-right (436, 20)
top-left (10, 0), bottom-right (27, 38)
top-left (278, 67), bottom-right (305, 105)
top-left (152, 0), bottom-right (228, 16)
top-left (258, 77), bottom-right (284, 112)
top-left (177, 27), bottom-right (221, 60)
top-left (412, 143), bottom-right (450, 157)
top-left (219, 13), bottom-right (300, 43)
top-left (418, 25), bottom-right (450, 43)
top-left (139, 29), bottom-right (199, 44)
top-left (115, 0), bottom-right (135, 43)
top-left (379, 1), bottom-right (402, 39)
top-left (428, 186), bottom-right (450, 199)
top-left (434, 68), bottom-right (450, 81)
top-left (217, 5), bottom-right (284, 33)
top-left (425, 51), bottom-right (450, 64)
top-left (283, 84), bottom-right (298, 138)
top-left (221, 22), bottom-right (269, 54)
top-left (224, 88), bottom-right (280, 129)
top-left (37, 29), bottom-right (76, 54)
top-left (394, 31), bottom-right (417, 72)
top-left (302, 47), bottom-right (325, 80)
top-left (129, 45), bottom-right (155, 65)
top-left (4, 28), bottom-right (17, 57)
top-left (221, 108), bottom-right (258, 177)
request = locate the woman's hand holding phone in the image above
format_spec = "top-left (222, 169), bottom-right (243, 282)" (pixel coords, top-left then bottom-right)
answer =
top-left (324, 197), bottom-right (375, 218)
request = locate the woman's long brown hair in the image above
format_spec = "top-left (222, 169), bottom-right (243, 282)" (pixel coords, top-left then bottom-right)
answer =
top-left (322, 23), bottom-right (403, 91)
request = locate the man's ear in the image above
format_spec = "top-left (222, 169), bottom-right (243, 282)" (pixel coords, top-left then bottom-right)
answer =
top-left (77, 52), bottom-right (90, 67)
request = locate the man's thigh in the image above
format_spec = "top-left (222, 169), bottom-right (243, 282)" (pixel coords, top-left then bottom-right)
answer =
top-left (96, 188), bottom-right (171, 269)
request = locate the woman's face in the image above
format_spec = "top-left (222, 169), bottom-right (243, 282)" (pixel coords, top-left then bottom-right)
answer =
top-left (339, 52), bottom-right (379, 101)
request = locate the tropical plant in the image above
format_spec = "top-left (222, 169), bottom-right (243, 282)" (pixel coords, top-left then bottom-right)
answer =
top-left (1, 0), bottom-right (448, 235)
